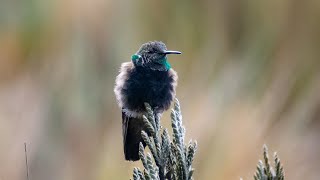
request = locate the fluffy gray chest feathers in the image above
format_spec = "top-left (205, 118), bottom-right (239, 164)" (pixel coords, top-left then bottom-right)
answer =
top-left (114, 62), bottom-right (178, 117)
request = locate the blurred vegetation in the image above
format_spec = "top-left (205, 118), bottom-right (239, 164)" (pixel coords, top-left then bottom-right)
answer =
top-left (247, 145), bottom-right (284, 180)
top-left (0, 0), bottom-right (319, 180)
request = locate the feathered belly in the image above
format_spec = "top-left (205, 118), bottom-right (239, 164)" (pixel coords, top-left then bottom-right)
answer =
top-left (115, 64), bottom-right (177, 115)
top-left (123, 73), bottom-right (175, 113)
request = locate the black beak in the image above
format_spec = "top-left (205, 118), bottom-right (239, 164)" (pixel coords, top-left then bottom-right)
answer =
top-left (164, 50), bottom-right (182, 55)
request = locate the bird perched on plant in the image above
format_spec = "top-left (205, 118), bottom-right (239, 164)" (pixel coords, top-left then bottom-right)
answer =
top-left (114, 41), bottom-right (181, 161)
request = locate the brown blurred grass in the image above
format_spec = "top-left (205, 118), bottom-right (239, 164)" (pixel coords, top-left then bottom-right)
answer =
top-left (0, 0), bottom-right (320, 179)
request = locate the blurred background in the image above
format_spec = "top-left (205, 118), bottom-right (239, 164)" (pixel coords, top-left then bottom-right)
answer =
top-left (0, 0), bottom-right (320, 179)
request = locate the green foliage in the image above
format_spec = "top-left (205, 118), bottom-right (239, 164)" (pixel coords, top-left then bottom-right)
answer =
top-left (243, 145), bottom-right (285, 180)
top-left (130, 100), bottom-right (284, 180)
top-left (131, 99), bottom-right (197, 180)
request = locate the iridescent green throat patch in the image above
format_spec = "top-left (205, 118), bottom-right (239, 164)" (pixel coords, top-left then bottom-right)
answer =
top-left (162, 56), bottom-right (171, 70)
top-left (131, 54), bottom-right (140, 61)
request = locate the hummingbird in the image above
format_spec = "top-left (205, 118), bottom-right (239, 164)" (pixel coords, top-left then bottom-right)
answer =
top-left (114, 41), bottom-right (181, 161)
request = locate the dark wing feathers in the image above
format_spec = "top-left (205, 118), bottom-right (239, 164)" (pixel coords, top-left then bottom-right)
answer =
top-left (122, 110), bottom-right (146, 161)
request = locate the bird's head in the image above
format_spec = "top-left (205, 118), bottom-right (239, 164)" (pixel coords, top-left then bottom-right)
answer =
top-left (131, 41), bottom-right (181, 71)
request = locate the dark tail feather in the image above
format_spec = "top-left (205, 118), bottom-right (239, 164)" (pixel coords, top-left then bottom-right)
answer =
top-left (122, 111), bottom-right (146, 161)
